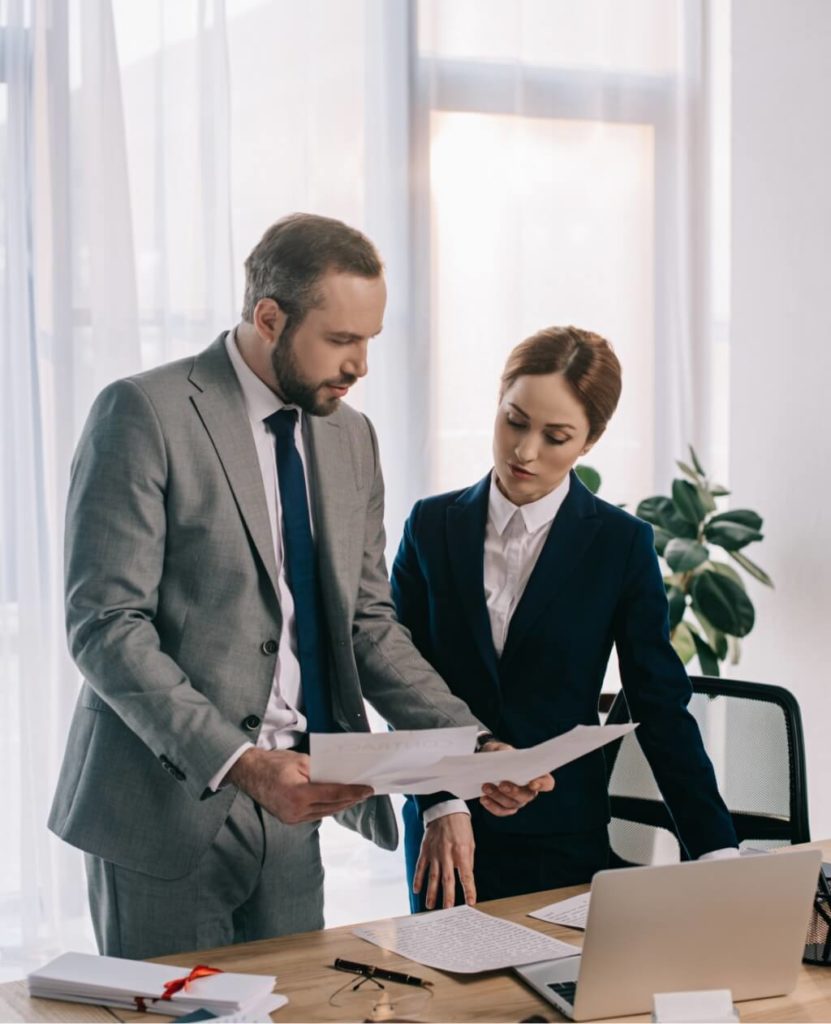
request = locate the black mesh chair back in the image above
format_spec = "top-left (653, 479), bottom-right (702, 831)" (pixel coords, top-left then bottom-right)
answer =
top-left (603, 676), bottom-right (810, 867)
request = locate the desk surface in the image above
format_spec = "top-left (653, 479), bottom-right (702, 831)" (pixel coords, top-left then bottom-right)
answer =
top-left (3, 840), bottom-right (830, 1024)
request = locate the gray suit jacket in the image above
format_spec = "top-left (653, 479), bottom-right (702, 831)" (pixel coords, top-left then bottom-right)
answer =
top-left (49, 335), bottom-right (482, 879)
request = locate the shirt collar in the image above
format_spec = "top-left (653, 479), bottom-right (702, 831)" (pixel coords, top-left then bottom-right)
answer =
top-left (488, 470), bottom-right (571, 536)
top-left (224, 327), bottom-right (300, 425)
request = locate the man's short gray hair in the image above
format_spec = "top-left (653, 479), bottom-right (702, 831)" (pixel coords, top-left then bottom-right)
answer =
top-left (241, 213), bottom-right (383, 324)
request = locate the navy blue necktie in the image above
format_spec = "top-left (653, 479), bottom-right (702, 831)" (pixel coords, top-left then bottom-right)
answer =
top-left (266, 409), bottom-right (336, 734)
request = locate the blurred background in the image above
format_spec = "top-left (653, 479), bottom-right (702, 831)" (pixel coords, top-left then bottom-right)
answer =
top-left (1, 0), bottom-right (829, 981)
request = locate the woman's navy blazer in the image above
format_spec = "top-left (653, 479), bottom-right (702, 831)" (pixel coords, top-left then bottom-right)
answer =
top-left (391, 469), bottom-right (737, 857)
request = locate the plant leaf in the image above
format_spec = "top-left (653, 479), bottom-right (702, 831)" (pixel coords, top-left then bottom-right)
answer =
top-left (709, 483), bottom-right (730, 497)
top-left (691, 570), bottom-right (756, 637)
top-left (652, 526), bottom-right (673, 556)
top-left (668, 512), bottom-right (698, 539)
top-left (637, 496), bottom-right (674, 527)
top-left (693, 609), bottom-right (729, 660)
top-left (729, 549), bottom-right (774, 588)
top-left (575, 464), bottom-right (601, 495)
top-left (671, 621), bottom-right (696, 664)
top-left (636, 495), bottom-right (697, 539)
top-left (672, 479), bottom-right (707, 526)
top-left (727, 635), bottom-right (742, 665)
top-left (664, 538), bottom-right (709, 572)
top-left (697, 485), bottom-right (716, 513)
top-left (707, 560), bottom-right (747, 591)
top-left (689, 445), bottom-right (705, 475)
top-left (676, 460), bottom-right (700, 482)
top-left (708, 509), bottom-right (763, 530)
top-left (665, 585), bottom-right (686, 630)
top-left (704, 521), bottom-right (764, 551)
top-left (691, 629), bottom-right (721, 676)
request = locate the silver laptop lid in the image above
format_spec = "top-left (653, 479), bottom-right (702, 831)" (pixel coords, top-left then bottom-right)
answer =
top-left (573, 848), bottom-right (820, 1021)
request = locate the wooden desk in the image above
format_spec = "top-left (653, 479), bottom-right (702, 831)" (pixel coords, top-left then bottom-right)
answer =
top-left (3, 841), bottom-right (830, 1023)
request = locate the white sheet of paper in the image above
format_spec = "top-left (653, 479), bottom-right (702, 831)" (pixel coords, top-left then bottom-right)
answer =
top-left (310, 726), bottom-right (478, 785)
top-left (529, 891), bottom-right (591, 930)
top-left (203, 993), bottom-right (289, 1022)
top-left (366, 723), bottom-right (638, 798)
top-left (353, 905), bottom-right (581, 973)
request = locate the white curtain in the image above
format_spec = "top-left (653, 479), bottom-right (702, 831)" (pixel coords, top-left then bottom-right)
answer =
top-left (0, 0), bottom-right (723, 975)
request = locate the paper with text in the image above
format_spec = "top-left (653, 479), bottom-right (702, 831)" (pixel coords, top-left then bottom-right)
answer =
top-left (529, 892), bottom-right (591, 930)
top-left (353, 905), bottom-right (581, 973)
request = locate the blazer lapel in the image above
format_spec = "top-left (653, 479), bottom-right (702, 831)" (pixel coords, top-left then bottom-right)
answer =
top-left (188, 336), bottom-right (280, 598)
top-left (500, 472), bottom-right (602, 667)
top-left (446, 474), bottom-right (500, 687)
top-left (304, 412), bottom-right (360, 622)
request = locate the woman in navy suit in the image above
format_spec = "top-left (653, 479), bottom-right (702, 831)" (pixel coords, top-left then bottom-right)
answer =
top-left (392, 326), bottom-right (738, 911)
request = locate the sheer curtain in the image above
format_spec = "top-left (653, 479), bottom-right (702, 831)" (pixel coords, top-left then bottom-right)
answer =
top-left (1, 0), bottom-right (415, 975)
top-left (1, 0), bottom-right (725, 976)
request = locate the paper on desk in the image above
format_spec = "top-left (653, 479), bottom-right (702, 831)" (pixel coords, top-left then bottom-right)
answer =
top-left (177, 994), bottom-right (289, 1022)
top-left (363, 723), bottom-right (638, 799)
top-left (353, 905), bottom-right (581, 973)
top-left (310, 726), bottom-right (478, 785)
top-left (529, 891), bottom-right (591, 930)
top-left (27, 952), bottom-right (278, 1018)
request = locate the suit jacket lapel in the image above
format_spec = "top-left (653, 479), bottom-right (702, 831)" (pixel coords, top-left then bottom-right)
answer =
top-left (188, 335), bottom-right (280, 598)
top-left (446, 474), bottom-right (500, 687)
top-left (304, 412), bottom-right (359, 623)
top-left (500, 472), bottom-right (602, 667)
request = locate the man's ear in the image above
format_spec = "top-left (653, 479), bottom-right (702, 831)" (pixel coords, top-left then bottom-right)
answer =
top-left (252, 297), bottom-right (288, 345)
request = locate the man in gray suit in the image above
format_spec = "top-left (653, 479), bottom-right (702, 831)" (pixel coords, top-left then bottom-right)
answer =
top-left (50, 213), bottom-right (552, 959)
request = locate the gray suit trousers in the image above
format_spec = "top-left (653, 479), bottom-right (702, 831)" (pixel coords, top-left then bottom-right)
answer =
top-left (85, 793), bottom-right (323, 959)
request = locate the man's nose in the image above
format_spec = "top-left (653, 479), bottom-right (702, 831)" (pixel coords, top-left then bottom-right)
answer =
top-left (344, 340), bottom-right (369, 379)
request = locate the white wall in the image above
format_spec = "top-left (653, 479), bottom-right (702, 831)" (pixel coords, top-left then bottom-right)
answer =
top-left (730, 0), bottom-right (831, 840)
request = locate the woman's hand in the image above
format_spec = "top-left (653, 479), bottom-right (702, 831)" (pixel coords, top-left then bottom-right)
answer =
top-left (478, 739), bottom-right (555, 816)
top-left (413, 813), bottom-right (477, 910)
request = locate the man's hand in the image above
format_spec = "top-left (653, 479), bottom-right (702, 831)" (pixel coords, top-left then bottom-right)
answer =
top-left (478, 739), bottom-right (555, 817)
top-left (413, 813), bottom-right (476, 910)
top-left (227, 747), bottom-right (373, 824)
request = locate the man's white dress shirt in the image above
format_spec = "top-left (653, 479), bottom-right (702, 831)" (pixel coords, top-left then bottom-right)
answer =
top-left (208, 329), bottom-right (312, 789)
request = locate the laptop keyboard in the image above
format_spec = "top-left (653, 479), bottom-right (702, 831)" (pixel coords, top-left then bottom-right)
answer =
top-left (548, 981), bottom-right (577, 1005)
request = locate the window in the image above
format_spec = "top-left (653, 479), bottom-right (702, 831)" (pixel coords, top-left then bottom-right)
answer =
top-left (417, 0), bottom-right (714, 506)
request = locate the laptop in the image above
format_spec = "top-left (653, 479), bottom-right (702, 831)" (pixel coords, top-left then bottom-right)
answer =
top-left (515, 847), bottom-right (821, 1021)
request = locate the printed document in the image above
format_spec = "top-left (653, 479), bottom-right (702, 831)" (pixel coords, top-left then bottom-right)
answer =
top-left (353, 905), bottom-right (581, 973)
top-left (529, 892), bottom-right (591, 930)
top-left (312, 723), bottom-right (637, 799)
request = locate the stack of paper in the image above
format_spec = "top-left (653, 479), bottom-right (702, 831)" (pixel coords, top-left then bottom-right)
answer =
top-left (28, 952), bottom-right (285, 1018)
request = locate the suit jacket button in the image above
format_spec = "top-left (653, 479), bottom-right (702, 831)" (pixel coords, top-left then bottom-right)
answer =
top-left (260, 639), bottom-right (278, 655)
top-left (242, 715), bottom-right (261, 732)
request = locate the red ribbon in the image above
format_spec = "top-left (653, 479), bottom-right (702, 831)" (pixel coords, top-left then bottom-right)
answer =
top-left (161, 964), bottom-right (224, 1001)
top-left (133, 964), bottom-right (224, 1011)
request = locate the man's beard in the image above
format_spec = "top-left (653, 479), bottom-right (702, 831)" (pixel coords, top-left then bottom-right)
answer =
top-left (270, 323), bottom-right (353, 417)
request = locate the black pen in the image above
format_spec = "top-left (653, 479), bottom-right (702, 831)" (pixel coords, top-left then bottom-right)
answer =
top-left (333, 957), bottom-right (430, 988)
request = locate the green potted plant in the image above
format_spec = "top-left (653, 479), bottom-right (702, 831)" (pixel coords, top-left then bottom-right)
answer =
top-left (576, 449), bottom-right (772, 675)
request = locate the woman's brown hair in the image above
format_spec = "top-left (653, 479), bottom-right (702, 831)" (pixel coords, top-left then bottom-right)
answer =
top-left (499, 326), bottom-right (622, 442)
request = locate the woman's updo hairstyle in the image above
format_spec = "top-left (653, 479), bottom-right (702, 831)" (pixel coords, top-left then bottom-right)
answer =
top-left (499, 326), bottom-right (622, 443)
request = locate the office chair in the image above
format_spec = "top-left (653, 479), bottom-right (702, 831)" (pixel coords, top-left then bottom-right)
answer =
top-left (603, 676), bottom-right (811, 867)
